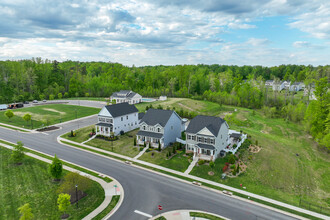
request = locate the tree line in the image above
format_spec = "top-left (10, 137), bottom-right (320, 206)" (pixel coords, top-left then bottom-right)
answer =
top-left (0, 58), bottom-right (328, 149)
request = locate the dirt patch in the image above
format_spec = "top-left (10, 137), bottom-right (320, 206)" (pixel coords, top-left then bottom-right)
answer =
top-left (14, 111), bottom-right (54, 121)
top-left (219, 112), bottom-right (232, 118)
top-left (208, 171), bottom-right (214, 176)
top-left (37, 126), bottom-right (60, 132)
top-left (249, 145), bottom-right (261, 153)
top-left (225, 160), bottom-right (247, 178)
top-left (178, 103), bottom-right (196, 112)
top-left (260, 130), bottom-right (269, 134)
top-left (43, 108), bottom-right (66, 115)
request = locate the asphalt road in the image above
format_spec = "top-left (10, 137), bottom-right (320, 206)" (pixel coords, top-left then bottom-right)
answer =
top-left (0, 102), bottom-right (299, 220)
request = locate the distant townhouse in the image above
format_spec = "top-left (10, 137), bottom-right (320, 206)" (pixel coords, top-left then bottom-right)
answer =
top-left (136, 109), bottom-right (182, 148)
top-left (272, 81), bottom-right (285, 91)
top-left (283, 81), bottom-right (291, 90)
top-left (96, 103), bottom-right (139, 136)
top-left (185, 115), bottom-right (229, 161)
top-left (289, 82), bottom-right (304, 92)
top-left (110, 90), bottom-right (142, 105)
top-left (265, 80), bottom-right (274, 87)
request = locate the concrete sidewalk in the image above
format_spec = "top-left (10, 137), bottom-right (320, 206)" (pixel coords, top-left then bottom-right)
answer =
top-left (134, 145), bottom-right (149, 159)
top-left (57, 137), bottom-right (329, 220)
top-left (0, 141), bottom-right (123, 220)
top-left (184, 157), bottom-right (198, 174)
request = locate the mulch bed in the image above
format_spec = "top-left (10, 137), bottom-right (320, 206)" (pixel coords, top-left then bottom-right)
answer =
top-left (70, 190), bottom-right (87, 204)
top-left (37, 126), bottom-right (60, 132)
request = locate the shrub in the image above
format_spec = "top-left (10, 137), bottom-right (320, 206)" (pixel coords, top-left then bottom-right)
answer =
top-left (172, 146), bottom-right (176, 154)
top-left (58, 172), bottom-right (91, 195)
top-left (18, 203), bottom-right (34, 220)
top-left (236, 163), bottom-right (240, 173)
top-left (4, 110), bottom-right (14, 121)
top-left (120, 130), bottom-right (124, 135)
top-left (58, 93), bottom-right (63, 99)
top-left (230, 164), bottom-right (235, 169)
top-left (169, 152), bottom-right (171, 157)
top-left (255, 140), bottom-right (258, 146)
top-left (158, 142), bottom-right (161, 151)
top-left (139, 147), bottom-right (143, 151)
top-left (49, 94), bottom-right (54, 100)
top-left (49, 154), bottom-right (63, 180)
top-left (209, 161), bottom-right (215, 168)
top-left (232, 170), bottom-right (237, 175)
top-left (143, 142), bottom-right (146, 148)
top-left (134, 138), bottom-right (136, 146)
top-left (57, 193), bottom-right (71, 215)
top-left (248, 155), bottom-right (253, 160)
top-left (11, 141), bottom-right (25, 164)
top-left (228, 154), bottom-right (236, 164)
top-left (151, 152), bottom-right (154, 156)
top-left (198, 160), bottom-right (205, 165)
top-left (233, 144), bottom-right (237, 149)
top-left (64, 92), bottom-right (69, 98)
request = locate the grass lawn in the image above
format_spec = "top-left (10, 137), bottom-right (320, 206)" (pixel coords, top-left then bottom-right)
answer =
top-left (61, 97), bottom-right (108, 102)
top-left (61, 125), bottom-right (95, 143)
top-left (190, 107), bottom-right (330, 212)
top-left (190, 212), bottom-right (225, 220)
top-left (86, 129), bottom-right (140, 158)
top-left (139, 145), bottom-right (190, 172)
top-left (0, 147), bottom-right (104, 219)
top-left (92, 195), bottom-right (120, 220)
top-left (0, 104), bottom-right (99, 129)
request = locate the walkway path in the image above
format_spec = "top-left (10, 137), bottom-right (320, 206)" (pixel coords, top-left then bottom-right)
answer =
top-left (184, 157), bottom-right (198, 174)
top-left (0, 141), bottom-right (123, 220)
top-left (57, 137), bottom-right (329, 220)
top-left (82, 134), bottom-right (96, 144)
top-left (134, 144), bottom-right (149, 159)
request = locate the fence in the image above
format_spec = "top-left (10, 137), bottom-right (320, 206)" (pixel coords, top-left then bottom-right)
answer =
top-left (300, 199), bottom-right (330, 216)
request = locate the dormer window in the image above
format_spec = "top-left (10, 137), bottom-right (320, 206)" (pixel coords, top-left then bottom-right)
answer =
top-left (143, 126), bottom-right (146, 130)
top-left (157, 128), bottom-right (160, 132)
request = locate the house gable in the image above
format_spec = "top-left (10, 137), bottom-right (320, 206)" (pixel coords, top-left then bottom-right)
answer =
top-left (98, 107), bottom-right (112, 117)
top-left (197, 127), bottom-right (214, 137)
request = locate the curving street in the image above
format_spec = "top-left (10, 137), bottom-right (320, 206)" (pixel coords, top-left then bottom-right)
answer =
top-left (0, 102), bottom-right (299, 220)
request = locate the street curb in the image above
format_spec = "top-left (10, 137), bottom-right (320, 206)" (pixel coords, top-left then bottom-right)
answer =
top-left (151, 210), bottom-right (230, 220)
top-left (0, 139), bottom-right (124, 220)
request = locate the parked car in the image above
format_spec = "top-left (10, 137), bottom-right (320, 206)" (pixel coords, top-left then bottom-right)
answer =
top-left (33, 100), bottom-right (38, 103)
top-left (0, 104), bottom-right (7, 110)
top-left (23, 101), bottom-right (29, 104)
top-left (43, 100), bottom-right (47, 102)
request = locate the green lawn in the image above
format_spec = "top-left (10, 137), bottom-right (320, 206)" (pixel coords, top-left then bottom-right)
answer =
top-left (190, 107), bottom-right (330, 211)
top-left (190, 212), bottom-right (225, 220)
top-left (139, 145), bottom-right (191, 172)
top-left (92, 195), bottom-right (120, 220)
top-left (0, 104), bottom-right (100, 129)
top-left (0, 147), bottom-right (104, 219)
top-left (86, 129), bottom-right (140, 158)
top-left (61, 125), bottom-right (95, 143)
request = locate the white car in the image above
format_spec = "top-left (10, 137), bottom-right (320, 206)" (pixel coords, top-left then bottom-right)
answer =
top-left (33, 100), bottom-right (38, 103)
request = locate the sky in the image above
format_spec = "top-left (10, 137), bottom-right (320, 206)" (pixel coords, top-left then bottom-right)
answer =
top-left (0, 0), bottom-right (329, 66)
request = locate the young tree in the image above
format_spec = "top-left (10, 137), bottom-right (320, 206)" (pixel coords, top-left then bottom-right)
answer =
top-left (236, 163), bottom-right (240, 173)
top-left (18, 203), bottom-right (34, 220)
top-left (57, 193), bottom-right (71, 216)
top-left (133, 137), bottom-right (136, 146)
top-left (158, 142), bottom-right (161, 151)
top-left (22, 113), bottom-right (31, 125)
top-left (58, 93), bottom-right (63, 99)
top-left (209, 160), bottom-right (215, 169)
top-left (49, 154), bottom-right (63, 180)
top-left (58, 172), bottom-right (91, 194)
top-left (4, 110), bottom-right (14, 121)
top-left (228, 154), bottom-right (236, 164)
top-left (172, 146), bottom-right (176, 154)
top-left (11, 141), bottom-right (25, 164)
top-left (143, 141), bottom-right (146, 148)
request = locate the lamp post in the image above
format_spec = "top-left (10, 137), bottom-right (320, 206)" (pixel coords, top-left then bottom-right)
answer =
top-left (75, 184), bottom-right (78, 208)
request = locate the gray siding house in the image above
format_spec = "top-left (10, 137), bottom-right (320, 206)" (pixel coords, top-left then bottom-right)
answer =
top-left (185, 115), bottom-right (229, 161)
top-left (96, 103), bottom-right (139, 136)
top-left (136, 109), bottom-right (182, 148)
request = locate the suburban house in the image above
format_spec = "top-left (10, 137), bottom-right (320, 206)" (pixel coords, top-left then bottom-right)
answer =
top-left (95, 102), bottom-right (139, 136)
top-left (110, 90), bottom-right (142, 104)
top-left (272, 81), bottom-right (285, 91)
top-left (289, 82), bottom-right (304, 92)
top-left (136, 109), bottom-right (182, 148)
top-left (185, 115), bottom-right (229, 161)
top-left (283, 81), bottom-right (291, 90)
top-left (265, 80), bottom-right (274, 87)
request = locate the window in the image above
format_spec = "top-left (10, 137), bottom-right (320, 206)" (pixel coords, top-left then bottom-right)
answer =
top-left (204, 138), bottom-right (208, 143)
top-left (192, 135), bottom-right (196, 141)
top-left (210, 139), bottom-right (214, 144)
top-left (121, 117), bottom-right (123, 121)
top-left (105, 128), bottom-right (108, 132)
top-left (198, 137), bottom-right (202, 142)
top-left (187, 135), bottom-right (191, 140)
top-left (126, 116), bottom-right (128, 120)
top-left (143, 126), bottom-right (146, 130)
top-left (158, 128), bottom-right (160, 132)
top-left (99, 117), bottom-right (105, 122)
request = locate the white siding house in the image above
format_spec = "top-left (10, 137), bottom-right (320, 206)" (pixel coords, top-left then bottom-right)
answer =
top-left (95, 103), bottom-right (139, 136)
top-left (110, 90), bottom-right (142, 104)
top-left (136, 109), bottom-right (182, 148)
top-left (185, 115), bottom-right (229, 161)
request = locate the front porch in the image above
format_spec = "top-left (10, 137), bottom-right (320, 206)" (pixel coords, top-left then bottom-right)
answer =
top-left (136, 130), bottom-right (164, 148)
top-left (95, 123), bottom-right (113, 137)
top-left (186, 143), bottom-right (216, 161)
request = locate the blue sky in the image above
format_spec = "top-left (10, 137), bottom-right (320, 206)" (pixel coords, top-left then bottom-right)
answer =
top-left (0, 0), bottom-right (329, 66)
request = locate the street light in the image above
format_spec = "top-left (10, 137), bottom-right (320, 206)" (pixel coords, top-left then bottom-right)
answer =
top-left (75, 184), bottom-right (78, 208)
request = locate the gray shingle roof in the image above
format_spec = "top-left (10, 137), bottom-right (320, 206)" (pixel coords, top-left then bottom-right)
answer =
top-left (186, 115), bottom-right (225, 136)
top-left (138, 112), bottom-right (145, 120)
top-left (96, 122), bottom-right (113, 127)
top-left (140, 109), bottom-right (175, 127)
top-left (111, 90), bottom-right (137, 98)
top-left (103, 103), bottom-right (138, 118)
top-left (137, 130), bottom-right (163, 139)
top-left (230, 133), bottom-right (241, 138)
top-left (197, 143), bottom-right (215, 150)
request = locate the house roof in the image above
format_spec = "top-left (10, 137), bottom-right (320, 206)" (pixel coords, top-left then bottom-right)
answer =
top-left (138, 112), bottom-right (145, 120)
top-left (103, 103), bottom-right (138, 118)
top-left (96, 122), bottom-right (113, 127)
top-left (137, 130), bottom-right (163, 139)
top-left (292, 82), bottom-right (301, 85)
top-left (140, 109), bottom-right (176, 127)
top-left (230, 133), bottom-right (242, 138)
top-left (111, 90), bottom-right (137, 99)
top-left (186, 115), bottom-right (225, 136)
top-left (196, 143), bottom-right (215, 150)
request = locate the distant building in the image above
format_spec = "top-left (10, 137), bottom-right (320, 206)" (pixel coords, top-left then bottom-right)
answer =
top-left (272, 81), bottom-right (285, 91)
top-left (136, 109), bottom-right (182, 148)
top-left (289, 82), bottom-right (304, 92)
top-left (265, 80), bottom-right (274, 87)
top-left (159, 96), bottom-right (167, 101)
top-left (110, 90), bottom-right (142, 105)
top-left (96, 103), bottom-right (139, 136)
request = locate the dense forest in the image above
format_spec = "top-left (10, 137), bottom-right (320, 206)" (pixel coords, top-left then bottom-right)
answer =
top-left (0, 58), bottom-right (329, 149)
